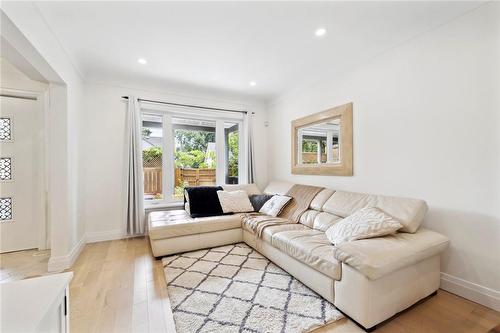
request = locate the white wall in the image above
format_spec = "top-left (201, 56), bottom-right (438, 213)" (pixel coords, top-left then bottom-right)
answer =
top-left (81, 82), bottom-right (268, 241)
top-left (1, 3), bottom-right (86, 270)
top-left (0, 58), bottom-right (47, 91)
top-left (267, 3), bottom-right (500, 308)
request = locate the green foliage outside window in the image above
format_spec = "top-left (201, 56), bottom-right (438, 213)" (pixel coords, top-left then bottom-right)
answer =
top-left (175, 129), bottom-right (215, 152)
top-left (174, 150), bottom-right (216, 169)
top-left (174, 180), bottom-right (189, 197)
top-left (302, 139), bottom-right (327, 153)
top-left (143, 146), bottom-right (162, 162)
top-left (227, 131), bottom-right (239, 177)
top-left (142, 146), bottom-right (217, 169)
top-left (302, 140), bottom-right (318, 152)
top-left (142, 128), bottom-right (152, 138)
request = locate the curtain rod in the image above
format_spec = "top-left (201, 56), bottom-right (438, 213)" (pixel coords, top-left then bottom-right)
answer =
top-left (121, 96), bottom-right (252, 114)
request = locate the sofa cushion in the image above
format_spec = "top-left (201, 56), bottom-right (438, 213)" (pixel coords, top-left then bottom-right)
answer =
top-left (148, 210), bottom-right (242, 240)
top-left (312, 212), bottom-right (342, 232)
top-left (260, 224), bottom-right (309, 243)
top-left (299, 210), bottom-right (319, 228)
top-left (241, 213), bottom-right (290, 235)
top-left (270, 229), bottom-right (341, 280)
top-left (322, 190), bottom-right (427, 233)
top-left (309, 188), bottom-right (335, 211)
top-left (299, 210), bottom-right (342, 232)
top-left (332, 228), bottom-right (449, 280)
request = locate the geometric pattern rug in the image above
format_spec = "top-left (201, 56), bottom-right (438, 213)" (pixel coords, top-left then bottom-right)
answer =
top-left (162, 243), bottom-right (344, 333)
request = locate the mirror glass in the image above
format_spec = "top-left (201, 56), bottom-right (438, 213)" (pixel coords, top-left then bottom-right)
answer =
top-left (297, 118), bottom-right (340, 165)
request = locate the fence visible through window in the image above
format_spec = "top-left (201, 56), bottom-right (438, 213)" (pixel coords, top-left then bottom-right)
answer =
top-left (142, 114), bottom-right (164, 200)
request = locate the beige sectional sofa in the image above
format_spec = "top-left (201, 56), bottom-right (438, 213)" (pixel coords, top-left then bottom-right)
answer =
top-left (148, 181), bottom-right (449, 331)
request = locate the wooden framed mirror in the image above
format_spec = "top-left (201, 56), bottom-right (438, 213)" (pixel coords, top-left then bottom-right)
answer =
top-left (291, 102), bottom-right (353, 176)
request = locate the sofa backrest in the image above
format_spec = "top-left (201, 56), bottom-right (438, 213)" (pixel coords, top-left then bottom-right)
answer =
top-left (322, 190), bottom-right (427, 233)
top-left (310, 188), bottom-right (335, 211)
top-left (299, 209), bottom-right (342, 232)
top-left (264, 181), bottom-right (428, 233)
top-left (222, 184), bottom-right (262, 196)
top-left (263, 181), bottom-right (294, 195)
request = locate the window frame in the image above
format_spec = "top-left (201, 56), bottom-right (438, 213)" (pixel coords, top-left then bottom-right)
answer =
top-left (140, 102), bottom-right (248, 207)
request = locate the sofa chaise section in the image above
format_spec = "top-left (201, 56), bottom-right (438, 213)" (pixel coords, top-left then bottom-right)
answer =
top-left (149, 210), bottom-right (243, 257)
top-left (331, 228), bottom-right (449, 329)
top-left (332, 228), bottom-right (449, 280)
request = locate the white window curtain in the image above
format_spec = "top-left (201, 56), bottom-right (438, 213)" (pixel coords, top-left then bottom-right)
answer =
top-left (245, 112), bottom-right (256, 184)
top-left (125, 96), bottom-right (145, 235)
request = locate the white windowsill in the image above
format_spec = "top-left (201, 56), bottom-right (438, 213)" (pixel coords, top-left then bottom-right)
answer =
top-left (145, 201), bottom-right (184, 211)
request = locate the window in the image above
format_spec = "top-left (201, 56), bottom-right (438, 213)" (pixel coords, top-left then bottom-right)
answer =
top-left (0, 197), bottom-right (12, 221)
top-left (0, 117), bottom-right (12, 141)
top-left (173, 117), bottom-right (217, 199)
top-left (0, 157), bottom-right (12, 181)
top-left (142, 114), bottom-right (164, 201)
top-left (140, 104), bottom-right (247, 205)
top-left (298, 120), bottom-right (340, 165)
top-left (225, 122), bottom-right (239, 184)
top-left (301, 138), bottom-right (321, 164)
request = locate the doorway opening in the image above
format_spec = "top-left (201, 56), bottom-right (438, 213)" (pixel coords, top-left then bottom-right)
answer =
top-left (0, 58), bottom-right (49, 280)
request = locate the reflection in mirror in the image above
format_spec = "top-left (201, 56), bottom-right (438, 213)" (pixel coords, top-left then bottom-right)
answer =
top-left (297, 118), bottom-right (340, 165)
top-left (291, 102), bottom-right (352, 175)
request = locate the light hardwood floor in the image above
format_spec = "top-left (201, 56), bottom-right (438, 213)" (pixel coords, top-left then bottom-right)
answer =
top-left (0, 248), bottom-right (50, 282)
top-left (2, 237), bottom-right (499, 332)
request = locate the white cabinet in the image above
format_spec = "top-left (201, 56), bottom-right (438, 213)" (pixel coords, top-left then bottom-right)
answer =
top-left (1, 272), bottom-right (73, 333)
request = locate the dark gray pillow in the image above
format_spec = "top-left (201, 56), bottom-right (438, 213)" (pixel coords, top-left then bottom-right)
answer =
top-left (249, 194), bottom-right (274, 212)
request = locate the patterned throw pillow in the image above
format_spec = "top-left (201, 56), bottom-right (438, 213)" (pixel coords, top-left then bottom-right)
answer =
top-left (259, 195), bottom-right (292, 217)
top-left (325, 207), bottom-right (403, 245)
top-left (217, 190), bottom-right (254, 213)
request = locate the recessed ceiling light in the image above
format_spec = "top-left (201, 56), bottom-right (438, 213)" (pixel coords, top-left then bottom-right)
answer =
top-left (249, 81), bottom-right (257, 86)
top-left (137, 58), bottom-right (147, 65)
top-left (315, 28), bottom-right (327, 37)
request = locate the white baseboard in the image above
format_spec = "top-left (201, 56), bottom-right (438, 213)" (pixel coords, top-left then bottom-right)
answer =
top-left (46, 230), bottom-right (128, 271)
top-left (47, 235), bottom-right (86, 272)
top-left (85, 229), bottom-right (125, 243)
top-left (441, 272), bottom-right (500, 311)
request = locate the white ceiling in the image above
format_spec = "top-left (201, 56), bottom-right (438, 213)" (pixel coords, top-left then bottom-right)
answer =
top-left (34, 1), bottom-right (481, 101)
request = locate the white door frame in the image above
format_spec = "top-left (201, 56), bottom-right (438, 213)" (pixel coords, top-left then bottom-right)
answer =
top-left (0, 87), bottom-right (49, 251)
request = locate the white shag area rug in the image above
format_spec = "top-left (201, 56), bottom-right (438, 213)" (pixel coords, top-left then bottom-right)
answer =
top-left (162, 243), bottom-right (344, 333)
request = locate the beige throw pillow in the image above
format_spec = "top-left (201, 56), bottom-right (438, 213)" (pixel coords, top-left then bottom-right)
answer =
top-left (217, 190), bottom-right (254, 213)
top-left (325, 207), bottom-right (403, 245)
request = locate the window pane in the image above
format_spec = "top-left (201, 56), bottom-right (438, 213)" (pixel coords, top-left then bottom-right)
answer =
top-left (173, 118), bottom-right (216, 199)
top-left (299, 119), bottom-right (340, 164)
top-left (0, 157), bottom-right (12, 181)
top-left (142, 114), bottom-right (163, 201)
top-left (225, 122), bottom-right (239, 184)
top-left (301, 139), bottom-right (319, 164)
top-left (0, 118), bottom-right (12, 141)
top-left (0, 197), bottom-right (13, 221)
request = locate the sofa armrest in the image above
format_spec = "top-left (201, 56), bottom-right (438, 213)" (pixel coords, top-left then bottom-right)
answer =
top-left (332, 228), bottom-right (449, 280)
